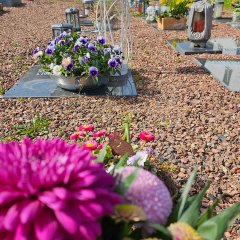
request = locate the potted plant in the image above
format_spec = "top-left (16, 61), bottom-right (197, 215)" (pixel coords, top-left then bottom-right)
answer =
top-left (33, 32), bottom-right (123, 91)
top-left (232, 1), bottom-right (240, 22)
top-left (156, 0), bottom-right (192, 30)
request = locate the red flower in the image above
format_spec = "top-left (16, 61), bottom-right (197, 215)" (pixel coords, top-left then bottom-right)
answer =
top-left (78, 124), bottom-right (94, 132)
top-left (98, 143), bottom-right (104, 150)
top-left (93, 130), bottom-right (107, 138)
top-left (139, 131), bottom-right (155, 142)
top-left (109, 133), bottom-right (114, 139)
top-left (82, 140), bottom-right (98, 151)
top-left (70, 131), bottom-right (85, 140)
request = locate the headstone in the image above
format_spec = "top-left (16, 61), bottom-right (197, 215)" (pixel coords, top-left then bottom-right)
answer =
top-left (167, 39), bottom-right (222, 55)
top-left (195, 58), bottom-right (240, 92)
top-left (3, 65), bottom-right (137, 98)
top-left (0, 0), bottom-right (21, 7)
top-left (209, 38), bottom-right (240, 55)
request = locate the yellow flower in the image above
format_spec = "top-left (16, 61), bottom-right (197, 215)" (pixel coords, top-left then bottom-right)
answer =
top-left (168, 222), bottom-right (204, 240)
top-left (160, 0), bottom-right (168, 5)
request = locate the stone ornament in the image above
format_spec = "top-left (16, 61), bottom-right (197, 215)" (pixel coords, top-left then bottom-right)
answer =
top-left (187, 0), bottom-right (213, 48)
top-left (146, 6), bottom-right (156, 22)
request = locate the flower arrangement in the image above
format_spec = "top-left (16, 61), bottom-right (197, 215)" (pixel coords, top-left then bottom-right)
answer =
top-left (0, 134), bottom-right (239, 239)
top-left (232, 0), bottom-right (240, 11)
top-left (158, 0), bottom-right (192, 19)
top-left (33, 32), bottom-right (123, 80)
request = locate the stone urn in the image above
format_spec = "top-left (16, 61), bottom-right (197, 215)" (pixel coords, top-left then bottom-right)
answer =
top-left (187, 0), bottom-right (213, 48)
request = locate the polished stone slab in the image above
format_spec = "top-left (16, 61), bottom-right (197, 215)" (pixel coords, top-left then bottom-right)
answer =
top-left (195, 58), bottom-right (240, 92)
top-left (167, 39), bottom-right (222, 55)
top-left (0, 0), bottom-right (21, 6)
top-left (209, 37), bottom-right (240, 55)
top-left (3, 65), bottom-right (137, 98)
top-left (213, 17), bottom-right (232, 23)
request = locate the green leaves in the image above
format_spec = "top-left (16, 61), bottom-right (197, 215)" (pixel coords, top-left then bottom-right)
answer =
top-left (179, 181), bottom-right (211, 227)
top-left (115, 153), bottom-right (129, 169)
top-left (95, 144), bottom-right (107, 163)
top-left (197, 202), bottom-right (240, 240)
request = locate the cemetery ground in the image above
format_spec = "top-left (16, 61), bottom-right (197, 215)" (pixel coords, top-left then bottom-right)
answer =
top-left (0, 0), bottom-right (239, 239)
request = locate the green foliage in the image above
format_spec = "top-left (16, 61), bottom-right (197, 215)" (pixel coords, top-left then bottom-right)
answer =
top-left (11, 114), bottom-right (50, 140)
top-left (0, 86), bottom-right (4, 95)
top-left (197, 202), bottom-right (240, 240)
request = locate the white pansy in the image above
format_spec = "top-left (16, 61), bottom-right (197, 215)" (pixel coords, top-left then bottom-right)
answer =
top-left (33, 51), bottom-right (43, 59)
top-left (49, 63), bottom-right (54, 70)
top-left (52, 65), bottom-right (62, 76)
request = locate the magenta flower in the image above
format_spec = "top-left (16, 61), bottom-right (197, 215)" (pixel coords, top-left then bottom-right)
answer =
top-left (0, 138), bottom-right (122, 240)
top-left (117, 166), bottom-right (172, 225)
top-left (82, 140), bottom-right (98, 151)
top-left (93, 130), bottom-right (107, 138)
top-left (139, 131), bottom-right (155, 142)
top-left (78, 124), bottom-right (94, 132)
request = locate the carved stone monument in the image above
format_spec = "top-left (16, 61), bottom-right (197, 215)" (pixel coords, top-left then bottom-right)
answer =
top-left (187, 0), bottom-right (213, 48)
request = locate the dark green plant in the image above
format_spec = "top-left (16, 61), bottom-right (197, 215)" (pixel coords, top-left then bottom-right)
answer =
top-left (11, 114), bottom-right (50, 140)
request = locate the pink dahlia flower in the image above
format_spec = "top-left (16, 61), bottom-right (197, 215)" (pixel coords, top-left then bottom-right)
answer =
top-left (78, 124), bottom-right (94, 132)
top-left (0, 138), bottom-right (122, 240)
top-left (117, 166), bottom-right (172, 225)
top-left (139, 131), bottom-right (155, 142)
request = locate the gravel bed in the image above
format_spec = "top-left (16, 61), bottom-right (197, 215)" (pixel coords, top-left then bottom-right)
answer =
top-left (0, 1), bottom-right (239, 239)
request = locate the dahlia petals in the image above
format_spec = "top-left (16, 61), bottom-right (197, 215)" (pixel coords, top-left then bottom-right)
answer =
top-left (55, 208), bottom-right (80, 234)
top-left (14, 223), bottom-right (31, 240)
top-left (53, 187), bottom-right (70, 200)
top-left (0, 191), bottom-right (24, 206)
top-left (20, 200), bottom-right (42, 224)
top-left (35, 210), bottom-right (63, 240)
top-left (3, 203), bottom-right (21, 230)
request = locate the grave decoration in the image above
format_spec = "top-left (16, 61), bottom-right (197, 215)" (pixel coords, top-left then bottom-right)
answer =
top-left (213, 0), bottom-right (224, 19)
top-left (156, 0), bottom-right (191, 30)
top-left (146, 5), bottom-right (157, 23)
top-left (82, 0), bottom-right (95, 16)
top-left (0, 120), bottom-right (238, 239)
top-left (167, 0), bottom-right (220, 55)
top-left (187, 0), bottom-right (213, 48)
top-left (51, 23), bottom-right (73, 39)
top-left (65, 7), bottom-right (81, 32)
top-left (33, 32), bottom-right (124, 91)
top-left (231, 0), bottom-right (240, 28)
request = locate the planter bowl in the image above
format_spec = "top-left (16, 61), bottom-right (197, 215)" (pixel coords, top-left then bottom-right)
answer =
top-left (157, 17), bottom-right (187, 30)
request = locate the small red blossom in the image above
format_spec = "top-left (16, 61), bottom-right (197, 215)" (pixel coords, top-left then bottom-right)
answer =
top-left (109, 133), bottom-right (114, 139)
top-left (98, 143), bottom-right (104, 150)
top-left (70, 132), bottom-right (80, 140)
top-left (82, 140), bottom-right (98, 151)
top-left (139, 131), bottom-right (155, 142)
top-left (93, 130), bottom-right (107, 138)
top-left (78, 124), bottom-right (94, 132)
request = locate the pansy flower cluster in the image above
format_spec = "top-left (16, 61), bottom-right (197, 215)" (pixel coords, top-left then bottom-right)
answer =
top-left (33, 32), bottom-right (124, 78)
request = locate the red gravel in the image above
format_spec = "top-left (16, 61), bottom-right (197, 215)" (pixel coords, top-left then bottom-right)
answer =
top-left (0, 1), bottom-right (239, 239)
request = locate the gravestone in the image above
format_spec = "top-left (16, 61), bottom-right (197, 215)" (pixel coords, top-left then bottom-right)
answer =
top-left (167, 39), bottom-right (222, 55)
top-left (167, 37), bottom-right (240, 55)
top-left (0, 0), bottom-right (21, 6)
top-left (195, 58), bottom-right (240, 92)
top-left (3, 65), bottom-right (137, 98)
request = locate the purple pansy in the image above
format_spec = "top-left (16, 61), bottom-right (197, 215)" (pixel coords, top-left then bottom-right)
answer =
top-left (89, 66), bottom-right (98, 78)
top-left (32, 47), bottom-right (39, 55)
top-left (108, 58), bottom-right (118, 68)
top-left (88, 43), bottom-right (96, 52)
top-left (79, 37), bottom-right (88, 45)
top-left (83, 53), bottom-right (90, 63)
top-left (97, 36), bottom-right (106, 45)
top-left (114, 56), bottom-right (123, 65)
top-left (58, 40), bottom-right (65, 45)
top-left (103, 48), bottom-right (111, 55)
top-left (45, 46), bottom-right (54, 56)
top-left (66, 62), bottom-right (74, 71)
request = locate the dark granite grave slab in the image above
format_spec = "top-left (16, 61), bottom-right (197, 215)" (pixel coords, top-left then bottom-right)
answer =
top-left (167, 39), bottom-right (222, 55)
top-left (195, 58), bottom-right (240, 92)
top-left (209, 38), bottom-right (240, 55)
top-left (213, 17), bottom-right (232, 23)
top-left (0, 0), bottom-right (21, 6)
top-left (3, 65), bottom-right (137, 98)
